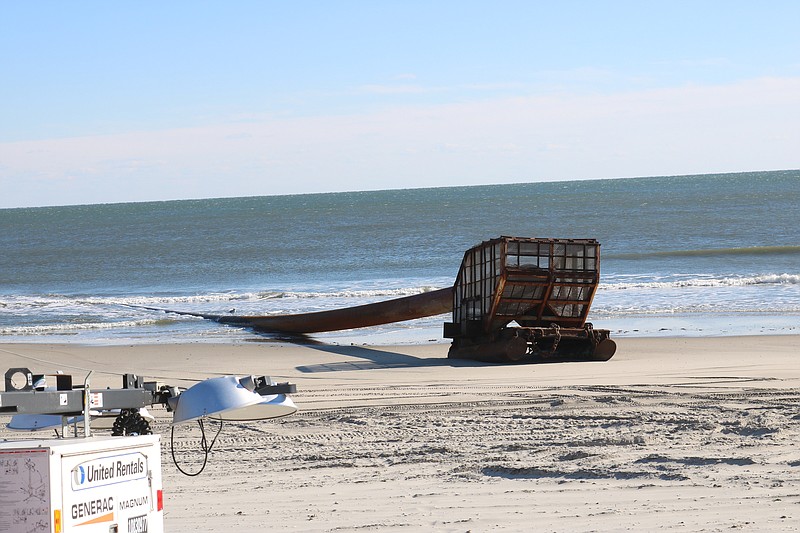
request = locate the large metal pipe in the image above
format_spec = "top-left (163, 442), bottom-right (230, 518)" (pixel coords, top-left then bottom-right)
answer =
top-left (210, 287), bottom-right (453, 334)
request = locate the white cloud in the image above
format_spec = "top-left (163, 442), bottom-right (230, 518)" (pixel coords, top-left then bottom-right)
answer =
top-left (2, 77), bottom-right (798, 207)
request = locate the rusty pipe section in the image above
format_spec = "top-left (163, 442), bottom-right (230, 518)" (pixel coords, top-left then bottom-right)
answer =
top-left (210, 287), bottom-right (453, 334)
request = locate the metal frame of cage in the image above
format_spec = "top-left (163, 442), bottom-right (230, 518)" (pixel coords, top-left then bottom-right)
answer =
top-left (447, 236), bottom-right (601, 338)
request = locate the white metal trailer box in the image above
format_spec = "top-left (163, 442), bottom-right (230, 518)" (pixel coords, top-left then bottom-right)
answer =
top-left (0, 435), bottom-right (163, 533)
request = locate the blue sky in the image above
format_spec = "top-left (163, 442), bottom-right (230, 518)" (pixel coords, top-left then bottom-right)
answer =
top-left (2, 1), bottom-right (799, 208)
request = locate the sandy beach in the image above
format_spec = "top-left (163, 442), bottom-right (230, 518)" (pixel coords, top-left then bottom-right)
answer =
top-left (2, 336), bottom-right (800, 531)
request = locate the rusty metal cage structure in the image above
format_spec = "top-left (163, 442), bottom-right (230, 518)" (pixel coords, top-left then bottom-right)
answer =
top-left (444, 236), bottom-right (614, 363)
top-left (448, 236), bottom-right (601, 336)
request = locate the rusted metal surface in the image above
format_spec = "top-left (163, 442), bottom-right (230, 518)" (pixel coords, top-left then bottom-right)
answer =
top-left (207, 287), bottom-right (452, 334)
top-left (444, 236), bottom-right (615, 363)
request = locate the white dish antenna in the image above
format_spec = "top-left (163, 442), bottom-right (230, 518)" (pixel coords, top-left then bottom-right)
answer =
top-left (171, 375), bottom-right (295, 425)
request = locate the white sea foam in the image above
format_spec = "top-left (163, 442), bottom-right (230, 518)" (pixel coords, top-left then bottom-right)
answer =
top-left (276, 286), bottom-right (441, 299)
top-left (0, 318), bottom-right (178, 336)
top-left (600, 273), bottom-right (800, 291)
top-left (0, 286), bottom-right (442, 309)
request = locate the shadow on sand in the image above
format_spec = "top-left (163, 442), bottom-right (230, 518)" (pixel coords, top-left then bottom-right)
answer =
top-left (294, 343), bottom-right (484, 373)
top-left (240, 329), bottom-right (599, 373)
top-left (238, 328), bottom-right (488, 373)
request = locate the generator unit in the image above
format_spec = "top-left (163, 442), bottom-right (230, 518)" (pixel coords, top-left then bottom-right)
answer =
top-left (0, 435), bottom-right (163, 533)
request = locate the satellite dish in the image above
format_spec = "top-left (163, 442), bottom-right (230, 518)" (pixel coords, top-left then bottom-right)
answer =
top-left (7, 408), bottom-right (155, 431)
top-left (171, 376), bottom-right (264, 425)
top-left (209, 393), bottom-right (297, 422)
top-left (7, 414), bottom-right (83, 431)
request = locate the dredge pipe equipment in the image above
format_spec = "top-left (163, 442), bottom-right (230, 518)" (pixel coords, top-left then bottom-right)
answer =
top-left (444, 236), bottom-right (616, 363)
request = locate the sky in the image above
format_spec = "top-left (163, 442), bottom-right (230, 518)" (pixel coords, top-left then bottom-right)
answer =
top-left (1, 1), bottom-right (799, 208)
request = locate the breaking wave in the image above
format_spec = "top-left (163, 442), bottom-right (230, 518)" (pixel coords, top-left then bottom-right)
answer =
top-left (0, 286), bottom-right (444, 310)
top-left (0, 318), bottom-right (179, 336)
top-left (601, 273), bottom-right (800, 291)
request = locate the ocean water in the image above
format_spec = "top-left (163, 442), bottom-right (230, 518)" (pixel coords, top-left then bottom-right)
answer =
top-left (1, 170), bottom-right (798, 345)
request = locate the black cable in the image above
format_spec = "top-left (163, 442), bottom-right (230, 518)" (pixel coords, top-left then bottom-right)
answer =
top-left (170, 418), bottom-right (224, 476)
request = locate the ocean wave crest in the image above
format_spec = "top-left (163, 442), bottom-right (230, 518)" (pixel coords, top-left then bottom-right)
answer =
top-left (275, 287), bottom-right (441, 299)
top-left (0, 318), bottom-right (179, 335)
top-left (0, 286), bottom-right (443, 309)
top-left (601, 273), bottom-right (800, 291)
